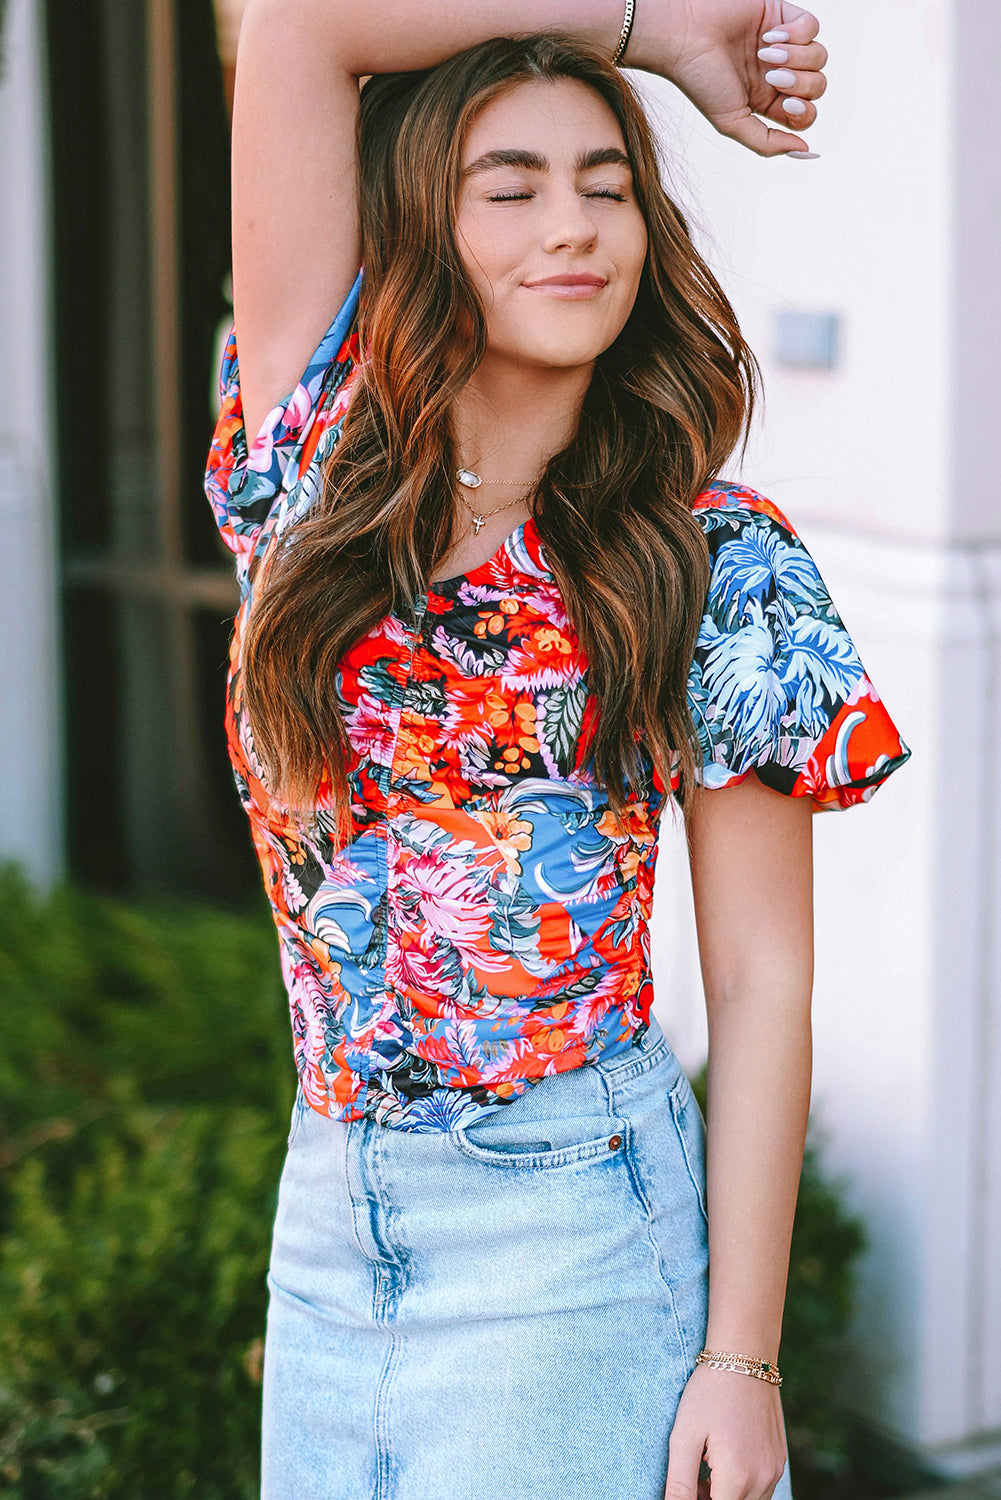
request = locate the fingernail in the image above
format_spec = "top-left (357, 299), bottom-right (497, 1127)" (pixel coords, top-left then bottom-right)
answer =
top-left (765, 68), bottom-right (797, 87)
top-left (785, 150), bottom-right (820, 159)
top-left (757, 46), bottom-right (789, 63)
top-left (781, 97), bottom-right (808, 115)
top-left (761, 28), bottom-right (789, 42)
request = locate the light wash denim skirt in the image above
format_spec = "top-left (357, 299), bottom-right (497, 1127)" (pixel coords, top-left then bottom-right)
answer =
top-left (261, 1012), bottom-right (793, 1500)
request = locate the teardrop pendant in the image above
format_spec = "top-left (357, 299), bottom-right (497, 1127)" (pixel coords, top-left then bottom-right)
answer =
top-left (456, 468), bottom-right (482, 489)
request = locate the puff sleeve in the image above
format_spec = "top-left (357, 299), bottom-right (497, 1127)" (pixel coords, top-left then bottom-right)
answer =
top-left (686, 485), bottom-right (911, 810)
top-left (203, 270), bottom-right (363, 598)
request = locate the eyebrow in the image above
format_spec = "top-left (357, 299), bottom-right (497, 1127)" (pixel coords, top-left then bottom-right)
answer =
top-left (462, 146), bottom-right (632, 177)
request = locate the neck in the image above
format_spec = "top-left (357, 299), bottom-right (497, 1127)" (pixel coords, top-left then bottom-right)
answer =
top-left (451, 351), bottom-right (593, 484)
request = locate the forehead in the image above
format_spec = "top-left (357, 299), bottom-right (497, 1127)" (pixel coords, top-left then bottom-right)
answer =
top-left (461, 77), bottom-right (627, 165)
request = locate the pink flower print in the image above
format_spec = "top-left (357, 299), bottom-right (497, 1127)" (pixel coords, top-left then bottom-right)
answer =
top-left (559, 966), bottom-right (625, 1037)
top-left (388, 841), bottom-right (507, 971)
top-left (524, 581), bottom-right (572, 633)
top-left (285, 953), bottom-right (340, 1105)
top-left (346, 690), bottom-right (397, 768)
top-left (363, 610), bottom-right (409, 650)
top-left (246, 382), bottom-right (314, 473)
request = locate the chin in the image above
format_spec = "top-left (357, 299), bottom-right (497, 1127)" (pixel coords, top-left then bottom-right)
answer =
top-left (502, 336), bottom-right (610, 370)
top-left (489, 314), bottom-right (627, 371)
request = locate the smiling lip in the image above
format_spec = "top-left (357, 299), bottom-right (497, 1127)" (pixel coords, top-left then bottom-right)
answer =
top-left (522, 273), bottom-right (608, 298)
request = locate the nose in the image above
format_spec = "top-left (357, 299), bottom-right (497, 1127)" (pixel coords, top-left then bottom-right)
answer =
top-left (540, 188), bottom-right (599, 255)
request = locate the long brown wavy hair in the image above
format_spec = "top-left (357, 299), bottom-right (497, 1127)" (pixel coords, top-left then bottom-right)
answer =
top-left (241, 34), bottom-right (759, 844)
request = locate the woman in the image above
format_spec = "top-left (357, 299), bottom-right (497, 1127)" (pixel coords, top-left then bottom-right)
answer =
top-left (205, 4), bottom-right (909, 1497)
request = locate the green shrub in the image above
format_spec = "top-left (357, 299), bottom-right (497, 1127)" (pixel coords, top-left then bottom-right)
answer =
top-left (0, 864), bottom-right (865, 1497)
top-left (0, 865), bottom-right (290, 1498)
top-left (0, 1105), bottom-right (279, 1499)
top-left (0, 865), bottom-right (293, 1141)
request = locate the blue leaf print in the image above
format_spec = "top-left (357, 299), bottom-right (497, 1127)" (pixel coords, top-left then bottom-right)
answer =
top-left (710, 520), bottom-right (825, 630)
top-left (708, 532), bottom-right (776, 627)
top-left (777, 615), bottom-right (862, 735)
top-left (699, 601), bottom-right (785, 770)
top-left (698, 506), bottom-right (745, 538)
top-left (398, 1087), bottom-right (483, 1132)
top-left (685, 657), bottom-right (716, 763)
top-left (769, 533), bottom-right (829, 613)
top-left (208, 293), bottom-right (914, 1139)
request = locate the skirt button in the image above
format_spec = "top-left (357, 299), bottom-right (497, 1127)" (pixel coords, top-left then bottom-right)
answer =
top-left (608, 1134), bottom-right (623, 1150)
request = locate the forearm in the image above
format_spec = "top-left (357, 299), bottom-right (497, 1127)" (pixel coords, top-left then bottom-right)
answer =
top-left (702, 985), bottom-right (812, 1363)
top-left (243, 0), bottom-right (663, 80)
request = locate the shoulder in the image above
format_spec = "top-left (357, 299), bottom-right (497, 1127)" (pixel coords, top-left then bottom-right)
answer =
top-left (693, 480), bottom-right (801, 546)
top-left (691, 480), bottom-right (835, 625)
top-left (204, 270), bottom-right (364, 582)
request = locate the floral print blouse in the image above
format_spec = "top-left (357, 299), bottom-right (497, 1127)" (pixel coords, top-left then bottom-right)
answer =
top-left (205, 271), bottom-right (911, 1132)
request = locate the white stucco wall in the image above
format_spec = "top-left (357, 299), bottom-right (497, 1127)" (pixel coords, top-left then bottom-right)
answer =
top-left (0, 0), bottom-right (63, 888)
top-left (642, 0), bottom-right (1001, 1470)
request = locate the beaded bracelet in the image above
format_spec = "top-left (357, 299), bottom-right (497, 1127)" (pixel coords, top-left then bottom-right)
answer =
top-left (695, 1349), bottom-right (783, 1386)
top-left (611, 0), bottom-right (635, 65)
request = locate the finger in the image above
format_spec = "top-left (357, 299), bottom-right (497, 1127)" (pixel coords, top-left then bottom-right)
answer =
top-left (755, 41), bottom-right (829, 73)
top-left (762, 95), bottom-right (818, 130)
top-left (759, 66), bottom-right (827, 102)
top-left (664, 1438), bottom-right (706, 1500)
top-left (776, 6), bottom-right (821, 45)
top-left (715, 108), bottom-right (816, 158)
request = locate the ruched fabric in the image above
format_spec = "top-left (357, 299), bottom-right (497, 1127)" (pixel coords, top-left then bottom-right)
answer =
top-left (204, 276), bottom-right (911, 1133)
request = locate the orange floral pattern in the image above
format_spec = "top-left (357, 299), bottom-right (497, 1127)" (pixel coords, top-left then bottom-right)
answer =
top-left (205, 277), bottom-right (911, 1132)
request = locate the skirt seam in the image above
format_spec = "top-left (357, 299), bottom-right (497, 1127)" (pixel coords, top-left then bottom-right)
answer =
top-left (374, 1323), bottom-right (403, 1500)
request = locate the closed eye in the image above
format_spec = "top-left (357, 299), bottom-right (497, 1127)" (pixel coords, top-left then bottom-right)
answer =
top-left (486, 188), bottom-right (628, 204)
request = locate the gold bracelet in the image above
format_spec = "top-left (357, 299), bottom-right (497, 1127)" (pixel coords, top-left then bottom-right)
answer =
top-left (611, 0), bottom-right (635, 65)
top-left (695, 1349), bottom-right (783, 1386)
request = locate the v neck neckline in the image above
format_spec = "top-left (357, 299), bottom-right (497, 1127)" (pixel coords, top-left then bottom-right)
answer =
top-left (429, 517), bottom-right (533, 593)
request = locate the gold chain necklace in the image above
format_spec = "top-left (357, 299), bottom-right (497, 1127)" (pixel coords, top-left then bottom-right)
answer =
top-left (456, 466), bottom-right (536, 536)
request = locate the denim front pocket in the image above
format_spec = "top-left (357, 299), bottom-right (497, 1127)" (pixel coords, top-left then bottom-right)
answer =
top-left (453, 1110), bottom-right (630, 1168)
top-left (452, 1084), bottom-right (630, 1169)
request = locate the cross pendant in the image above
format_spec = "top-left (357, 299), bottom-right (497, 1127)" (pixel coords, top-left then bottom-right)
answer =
top-left (471, 513), bottom-right (486, 534)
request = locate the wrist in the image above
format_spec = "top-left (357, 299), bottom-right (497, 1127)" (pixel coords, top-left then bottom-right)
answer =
top-left (610, 0), bottom-right (635, 65)
top-left (695, 1349), bottom-right (784, 1386)
top-left (619, 0), bottom-right (685, 77)
top-left (704, 1328), bottom-right (781, 1366)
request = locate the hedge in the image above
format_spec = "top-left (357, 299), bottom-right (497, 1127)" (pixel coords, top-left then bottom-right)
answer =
top-left (0, 864), bottom-right (864, 1498)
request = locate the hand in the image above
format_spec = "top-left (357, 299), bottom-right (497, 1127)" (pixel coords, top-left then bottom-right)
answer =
top-left (629, 1), bottom-right (827, 158)
top-left (664, 1363), bottom-right (789, 1499)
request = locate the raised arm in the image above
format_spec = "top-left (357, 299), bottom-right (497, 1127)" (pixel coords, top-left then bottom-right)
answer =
top-left (232, 0), bottom-right (826, 443)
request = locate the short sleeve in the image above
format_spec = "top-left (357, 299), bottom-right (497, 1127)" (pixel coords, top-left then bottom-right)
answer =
top-left (204, 270), bottom-right (364, 595)
top-left (686, 485), bottom-right (912, 810)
